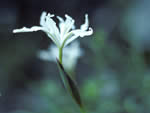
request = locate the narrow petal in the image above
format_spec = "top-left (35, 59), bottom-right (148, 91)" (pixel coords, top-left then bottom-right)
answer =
top-left (45, 13), bottom-right (60, 38)
top-left (40, 12), bottom-right (47, 26)
top-left (64, 27), bottom-right (93, 46)
top-left (57, 14), bottom-right (75, 42)
top-left (40, 12), bottom-right (55, 27)
top-left (57, 16), bottom-right (64, 23)
top-left (47, 33), bottom-right (61, 47)
top-left (47, 13), bottom-right (55, 17)
top-left (64, 14), bottom-right (75, 34)
top-left (42, 13), bottom-right (61, 47)
top-left (57, 16), bottom-right (65, 38)
top-left (76, 27), bottom-right (93, 37)
top-left (64, 34), bottom-right (78, 46)
top-left (13, 26), bottom-right (61, 47)
top-left (13, 26), bottom-right (43, 33)
top-left (80, 14), bottom-right (89, 31)
top-left (60, 14), bottom-right (75, 43)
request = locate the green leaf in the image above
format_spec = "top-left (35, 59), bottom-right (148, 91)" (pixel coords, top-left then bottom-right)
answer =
top-left (56, 58), bottom-right (84, 109)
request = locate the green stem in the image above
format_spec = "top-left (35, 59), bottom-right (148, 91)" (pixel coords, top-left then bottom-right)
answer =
top-left (59, 47), bottom-right (63, 64)
top-left (59, 32), bottom-right (73, 63)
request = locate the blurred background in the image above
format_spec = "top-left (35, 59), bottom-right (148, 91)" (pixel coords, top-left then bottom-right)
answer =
top-left (1, 0), bottom-right (150, 113)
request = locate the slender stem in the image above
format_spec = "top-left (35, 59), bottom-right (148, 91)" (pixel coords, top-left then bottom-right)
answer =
top-left (59, 47), bottom-right (63, 64)
top-left (59, 32), bottom-right (72, 63)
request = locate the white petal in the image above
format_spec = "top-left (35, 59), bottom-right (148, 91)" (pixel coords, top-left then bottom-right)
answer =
top-left (72, 27), bottom-right (93, 37)
top-left (43, 13), bottom-right (61, 47)
top-left (64, 27), bottom-right (93, 46)
top-left (78, 27), bottom-right (93, 37)
top-left (57, 16), bottom-right (64, 23)
top-left (60, 14), bottom-right (75, 42)
top-left (57, 16), bottom-right (65, 38)
top-left (64, 34), bottom-right (78, 46)
top-left (13, 26), bottom-right (61, 47)
top-left (80, 14), bottom-right (89, 31)
top-left (45, 13), bottom-right (60, 37)
top-left (47, 33), bottom-right (60, 47)
top-left (40, 11), bottom-right (47, 26)
top-left (57, 14), bottom-right (75, 43)
top-left (47, 13), bottom-right (55, 17)
top-left (40, 12), bottom-right (55, 27)
top-left (13, 26), bottom-right (43, 33)
top-left (64, 14), bottom-right (75, 33)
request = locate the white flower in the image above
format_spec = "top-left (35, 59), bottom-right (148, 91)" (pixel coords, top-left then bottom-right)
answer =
top-left (13, 11), bottom-right (93, 48)
top-left (38, 41), bottom-right (83, 70)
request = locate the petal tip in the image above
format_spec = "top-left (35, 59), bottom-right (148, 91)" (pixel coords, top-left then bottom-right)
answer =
top-left (89, 27), bottom-right (93, 35)
top-left (12, 30), bottom-right (16, 33)
top-left (65, 14), bottom-right (73, 20)
top-left (42, 11), bottom-right (47, 15)
top-left (47, 13), bottom-right (55, 17)
top-left (57, 16), bottom-right (64, 22)
top-left (85, 14), bottom-right (88, 17)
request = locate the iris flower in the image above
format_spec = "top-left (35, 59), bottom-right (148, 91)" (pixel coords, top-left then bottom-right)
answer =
top-left (13, 12), bottom-right (93, 48)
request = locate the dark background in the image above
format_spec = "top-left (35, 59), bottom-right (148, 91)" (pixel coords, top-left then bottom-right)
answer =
top-left (1, 0), bottom-right (150, 113)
